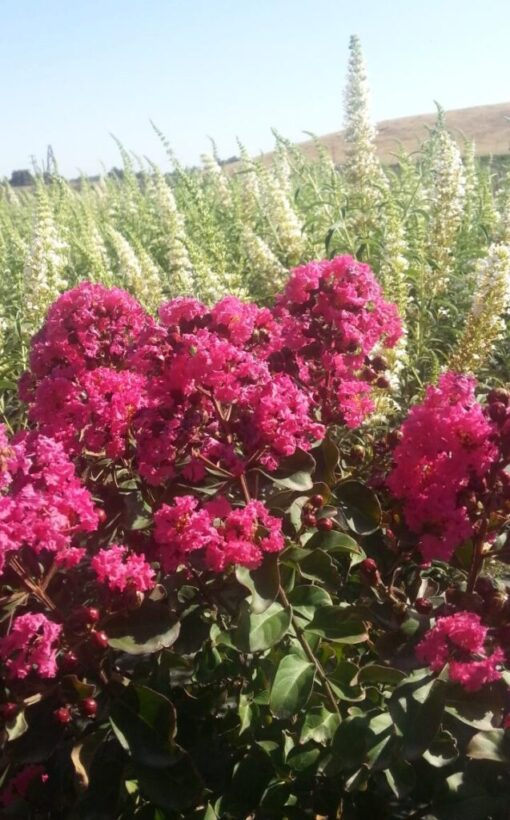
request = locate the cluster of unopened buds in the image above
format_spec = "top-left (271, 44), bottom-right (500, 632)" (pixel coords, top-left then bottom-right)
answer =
top-left (301, 494), bottom-right (334, 531)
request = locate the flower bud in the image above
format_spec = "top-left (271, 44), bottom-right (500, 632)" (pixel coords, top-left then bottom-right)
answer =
top-left (349, 445), bottom-right (365, 463)
top-left (302, 513), bottom-right (317, 528)
top-left (60, 651), bottom-right (80, 672)
top-left (489, 402), bottom-right (508, 424)
top-left (415, 597), bottom-right (433, 614)
top-left (0, 702), bottom-right (18, 721)
top-left (387, 430), bottom-right (403, 448)
top-left (310, 494), bottom-right (324, 509)
top-left (488, 388), bottom-right (509, 406)
top-left (317, 517), bottom-right (334, 532)
top-left (372, 355), bottom-right (388, 372)
top-left (53, 707), bottom-right (72, 725)
top-left (89, 630), bottom-right (109, 650)
top-left (360, 558), bottom-right (381, 586)
top-left (80, 698), bottom-right (98, 718)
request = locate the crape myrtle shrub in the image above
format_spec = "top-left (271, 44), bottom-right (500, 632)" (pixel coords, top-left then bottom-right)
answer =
top-left (1, 256), bottom-right (510, 819)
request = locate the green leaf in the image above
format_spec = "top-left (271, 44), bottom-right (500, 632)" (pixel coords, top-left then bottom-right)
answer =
top-left (132, 684), bottom-right (177, 742)
top-left (328, 660), bottom-right (364, 701)
top-left (446, 693), bottom-right (502, 730)
top-left (233, 601), bottom-right (291, 653)
top-left (236, 553), bottom-right (280, 614)
top-left (299, 707), bottom-right (341, 745)
top-left (331, 715), bottom-right (371, 771)
top-left (298, 549), bottom-right (342, 586)
top-left (400, 679), bottom-right (447, 761)
top-left (384, 759), bottom-right (416, 799)
top-left (307, 529), bottom-right (361, 556)
top-left (286, 745), bottom-right (322, 772)
top-left (137, 757), bottom-right (204, 811)
top-left (334, 480), bottom-right (381, 535)
top-left (287, 585), bottom-right (332, 620)
top-left (5, 710), bottom-right (28, 741)
top-left (238, 694), bottom-right (255, 735)
top-left (106, 598), bottom-right (180, 655)
top-left (307, 607), bottom-right (369, 643)
top-left (261, 450), bottom-right (316, 491)
top-left (356, 664), bottom-right (406, 686)
top-left (467, 729), bottom-right (510, 762)
top-left (423, 729), bottom-right (459, 767)
top-left (270, 655), bottom-right (315, 719)
top-left (110, 700), bottom-right (181, 769)
top-left (317, 436), bottom-right (339, 485)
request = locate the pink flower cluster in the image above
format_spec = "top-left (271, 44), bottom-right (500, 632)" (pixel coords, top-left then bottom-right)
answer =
top-left (0, 613), bottom-right (61, 679)
top-left (273, 256), bottom-right (402, 426)
top-left (0, 426), bottom-right (98, 573)
top-left (416, 612), bottom-right (503, 691)
top-left (20, 257), bottom-right (400, 482)
top-left (19, 283), bottom-right (151, 458)
top-left (154, 495), bottom-right (284, 572)
top-left (91, 544), bottom-right (155, 592)
top-left (387, 372), bottom-right (497, 561)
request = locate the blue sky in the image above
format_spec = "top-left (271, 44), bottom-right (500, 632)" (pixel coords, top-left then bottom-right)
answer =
top-left (1, 0), bottom-right (510, 178)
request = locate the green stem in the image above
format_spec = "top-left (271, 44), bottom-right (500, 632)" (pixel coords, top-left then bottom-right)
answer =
top-left (278, 584), bottom-right (340, 717)
top-left (466, 519), bottom-right (488, 594)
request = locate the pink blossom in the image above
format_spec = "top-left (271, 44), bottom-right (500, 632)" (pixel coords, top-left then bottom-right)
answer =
top-left (0, 613), bottom-right (61, 679)
top-left (154, 496), bottom-right (284, 572)
top-left (0, 430), bottom-right (98, 573)
top-left (387, 372), bottom-right (497, 561)
top-left (416, 612), bottom-right (502, 692)
top-left (159, 297), bottom-right (208, 329)
top-left (23, 282), bottom-right (150, 381)
top-left (449, 650), bottom-right (504, 692)
top-left (154, 495), bottom-right (221, 571)
top-left (92, 544), bottom-right (155, 592)
top-left (271, 255), bottom-right (402, 426)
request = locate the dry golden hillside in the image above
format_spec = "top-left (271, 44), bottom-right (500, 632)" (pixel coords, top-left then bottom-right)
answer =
top-left (231, 102), bottom-right (510, 168)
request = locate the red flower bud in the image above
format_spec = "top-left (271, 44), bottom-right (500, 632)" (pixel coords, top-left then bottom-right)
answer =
top-left (53, 707), bottom-right (72, 725)
top-left (387, 430), bottom-right (403, 448)
top-left (60, 651), bottom-right (80, 672)
top-left (90, 630), bottom-right (109, 650)
top-left (82, 607), bottom-right (100, 624)
top-left (488, 388), bottom-right (509, 406)
top-left (80, 697), bottom-right (98, 718)
top-left (415, 597), bottom-right (433, 614)
top-left (97, 509), bottom-right (107, 524)
top-left (360, 558), bottom-right (381, 585)
top-left (0, 702), bottom-right (18, 721)
top-left (372, 355), bottom-right (388, 372)
top-left (489, 402), bottom-right (508, 424)
top-left (317, 517), bottom-right (334, 532)
top-left (302, 513), bottom-right (317, 528)
top-left (310, 494), bottom-right (324, 508)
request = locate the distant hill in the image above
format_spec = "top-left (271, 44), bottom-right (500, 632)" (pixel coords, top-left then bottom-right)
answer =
top-left (230, 102), bottom-right (510, 169)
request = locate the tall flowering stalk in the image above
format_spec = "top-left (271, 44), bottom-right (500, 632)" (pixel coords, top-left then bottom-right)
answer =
top-left (343, 34), bottom-right (387, 240)
top-left (148, 167), bottom-right (195, 294)
top-left (378, 195), bottom-right (409, 317)
top-left (108, 227), bottom-right (162, 312)
top-left (426, 127), bottom-right (465, 294)
top-left (448, 243), bottom-right (510, 373)
top-left (23, 183), bottom-right (68, 331)
top-left (201, 153), bottom-right (233, 210)
top-left (260, 168), bottom-right (305, 264)
top-left (241, 225), bottom-right (288, 297)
